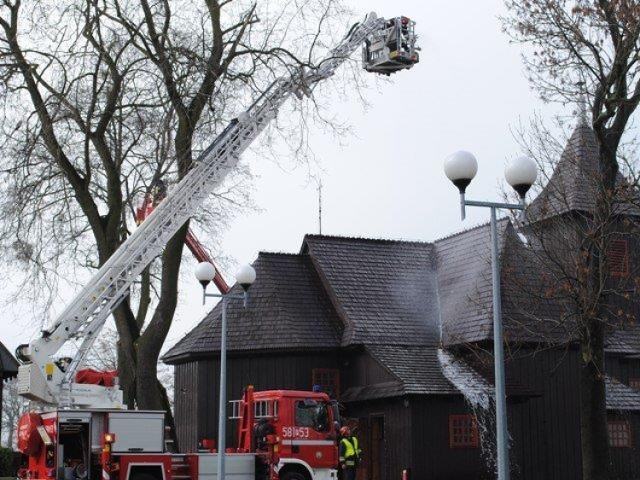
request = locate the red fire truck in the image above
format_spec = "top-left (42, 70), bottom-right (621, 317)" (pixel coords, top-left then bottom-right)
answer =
top-left (17, 386), bottom-right (341, 480)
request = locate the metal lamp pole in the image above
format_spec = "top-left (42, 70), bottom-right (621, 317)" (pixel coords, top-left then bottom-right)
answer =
top-left (460, 198), bottom-right (524, 480)
top-left (197, 261), bottom-right (256, 480)
top-left (444, 151), bottom-right (537, 480)
top-left (201, 290), bottom-right (247, 480)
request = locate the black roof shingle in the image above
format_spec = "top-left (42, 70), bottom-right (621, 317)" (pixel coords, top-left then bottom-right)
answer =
top-left (0, 341), bottom-right (18, 379)
top-left (302, 235), bottom-right (440, 347)
top-left (163, 253), bottom-right (342, 363)
top-left (434, 221), bottom-right (507, 344)
top-left (526, 120), bottom-right (640, 222)
top-left (606, 376), bottom-right (640, 411)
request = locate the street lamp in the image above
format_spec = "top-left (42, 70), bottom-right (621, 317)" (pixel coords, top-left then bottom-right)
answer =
top-left (196, 261), bottom-right (256, 480)
top-left (444, 151), bottom-right (537, 480)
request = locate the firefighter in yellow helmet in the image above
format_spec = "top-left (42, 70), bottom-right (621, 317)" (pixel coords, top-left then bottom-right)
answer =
top-left (339, 426), bottom-right (361, 480)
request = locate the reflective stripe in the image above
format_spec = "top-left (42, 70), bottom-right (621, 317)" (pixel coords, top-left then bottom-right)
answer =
top-left (282, 440), bottom-right (335, 446)
top-left (102, 469), bottom-right (109, 480)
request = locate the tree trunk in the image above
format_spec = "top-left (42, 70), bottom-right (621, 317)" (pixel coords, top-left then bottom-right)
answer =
top-left (136, 223), bottom-right (188, 407)
top-left (113, 302), bottom-right (140, 408)
top-left (135, 222), bottom-right (189, 447)
top-left (578, 139), bottom-right (619, 480)
top-left (6, 422), bottom-right (14, 450)
top-left (0, 382), bottom-right (3, 445)
top-left (579, 320), bottom-right (610, 480)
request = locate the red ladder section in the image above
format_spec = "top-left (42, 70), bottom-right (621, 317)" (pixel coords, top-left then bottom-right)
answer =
top-left (236, 385), bottom-right (256, 453)
top-left (136, 189), bottom-right (230, 294)
top-left (185, 230), bottom-right (230, 293)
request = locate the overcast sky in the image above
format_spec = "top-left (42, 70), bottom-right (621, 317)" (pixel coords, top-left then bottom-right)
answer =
top-left (1, 0), bottom-right (567, 358)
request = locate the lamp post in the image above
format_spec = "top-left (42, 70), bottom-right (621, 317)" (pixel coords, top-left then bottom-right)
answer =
top-left (195, 261), bottom-right (256, 480)
top-left (444, 151), bottom-right (537, 480)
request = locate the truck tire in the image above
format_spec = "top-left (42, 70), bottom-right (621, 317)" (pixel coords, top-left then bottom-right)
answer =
top-left (128, 465), bottom-right (164, 480)
top-left (279, 471), bottom-right (308, 480)
top-left (129, 473), bottom-right (158, 480)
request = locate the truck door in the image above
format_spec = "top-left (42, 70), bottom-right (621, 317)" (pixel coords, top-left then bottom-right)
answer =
top-left (281, 399), bottom-right (336, 470)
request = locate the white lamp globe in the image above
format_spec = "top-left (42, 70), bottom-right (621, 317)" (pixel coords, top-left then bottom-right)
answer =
top-left (195, 262), bottom-right (216, 286)
top-left (505, 156), bottom-right (538, 198)
top-left (444, 150), bottom-right (478, 193)
top-left (235, 264), bottom-right (256, 291)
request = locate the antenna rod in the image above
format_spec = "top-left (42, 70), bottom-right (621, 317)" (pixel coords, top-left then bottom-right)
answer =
top-left (318, 179), bottom-right (323, 235)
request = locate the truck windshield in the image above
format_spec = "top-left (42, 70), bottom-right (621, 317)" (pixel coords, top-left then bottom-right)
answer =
top-left (295, 400), bottom-right (330, 432)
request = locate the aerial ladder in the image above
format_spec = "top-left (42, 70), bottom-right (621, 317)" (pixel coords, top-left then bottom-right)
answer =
top-left (15, 12), bottom-right (419, 409)
top-left (136, 180), bottom-right (230, 294)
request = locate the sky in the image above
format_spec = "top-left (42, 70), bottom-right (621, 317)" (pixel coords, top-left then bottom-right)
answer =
top-left (0, 0), bottom-right (566, 359)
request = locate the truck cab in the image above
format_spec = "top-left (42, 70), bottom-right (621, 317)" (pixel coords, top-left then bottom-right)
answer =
top-left (232, 387), bottom-right (340, 480)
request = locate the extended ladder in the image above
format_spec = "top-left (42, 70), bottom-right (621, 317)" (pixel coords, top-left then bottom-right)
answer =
top-left (17, 12), bottom-right (418, 407)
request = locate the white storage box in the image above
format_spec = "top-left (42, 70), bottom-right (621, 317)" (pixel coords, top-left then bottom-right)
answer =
top-left (198, 453), bottom-right (255, 480)
top-left (108, 411), bottom-right (165, 453)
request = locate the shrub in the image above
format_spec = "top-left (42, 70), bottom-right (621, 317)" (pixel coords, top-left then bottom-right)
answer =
top-left (0, 446), bottom-right (15, 477)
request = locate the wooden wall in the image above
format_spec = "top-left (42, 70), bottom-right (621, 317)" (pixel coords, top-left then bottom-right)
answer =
top-left (605, 355), bottom-right (640, 386)
top-left (341, 348), bottom-right (397, 388)
top-left (343, 398), bottom-right (412, 480)
top-left (506, 348), bottom-right (583, 480)
top-left (607, 410), bottom-right (640, 479)
top-left (172, 346), bottom-right (640, 479)
top-left (604, 355), bottom-right (640, 480)
top-left (410, 396), bottom-right (488, 480)
top-left (407, 348), bottom-right (584, 480)
top-left (173, 361), bottom-right (199, 453)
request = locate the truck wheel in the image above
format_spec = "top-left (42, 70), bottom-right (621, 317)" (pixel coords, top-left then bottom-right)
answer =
top-left (129, 474), bottom-right (158, 480)
top-left (279, 471), bottom-right (307, 480)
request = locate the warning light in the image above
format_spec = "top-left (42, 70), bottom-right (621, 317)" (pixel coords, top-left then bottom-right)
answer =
top-left (104, 433), bottom-right (116, 444)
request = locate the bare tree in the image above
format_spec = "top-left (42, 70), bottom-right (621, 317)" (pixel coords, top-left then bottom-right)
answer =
top-left (502, 3), bottom-right (640, 478)
top-left (0, 0), bottom-right (358, 434)
top-left (2, 379), bottom-right (28, 449)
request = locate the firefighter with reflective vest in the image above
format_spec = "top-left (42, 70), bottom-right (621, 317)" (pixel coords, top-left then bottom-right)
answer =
top-left (339, 426), bottom-right (361, 480)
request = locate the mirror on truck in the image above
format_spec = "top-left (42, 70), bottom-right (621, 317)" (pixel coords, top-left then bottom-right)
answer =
top-left (329, 400), bottom-right (340, 428)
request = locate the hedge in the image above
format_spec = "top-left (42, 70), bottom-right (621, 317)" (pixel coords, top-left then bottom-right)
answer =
top-left (0, 446), bottom-right (15, 477)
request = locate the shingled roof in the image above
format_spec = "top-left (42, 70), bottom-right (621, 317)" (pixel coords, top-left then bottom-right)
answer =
top-left (434, 220), bottom-right (508, 344)
top-left (302, 235), bottom-right (439, 347)
top-left (370, 345), bottom-right (458, 394)
top-left (606, 376), bottom-right (640, 411)
top-left (163, 253), bottom-right (342, 363)
top-left (340, 345), bottom-right (458, 401)
top-left (0, 341), bottom-right (18, 380)
top-left (606, 325), bottom-right (640, 356)
top-left (526, 119), bottom-right (640, 222)
top-left (165, 222), bottom-right (575, 365)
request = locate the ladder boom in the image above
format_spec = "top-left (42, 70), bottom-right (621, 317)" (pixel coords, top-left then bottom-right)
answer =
top-left (16, 12), bottom-right (418, 407)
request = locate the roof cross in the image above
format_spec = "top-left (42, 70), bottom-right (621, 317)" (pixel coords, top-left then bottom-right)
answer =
top-left (576, 81), bottom-right (588, 123)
